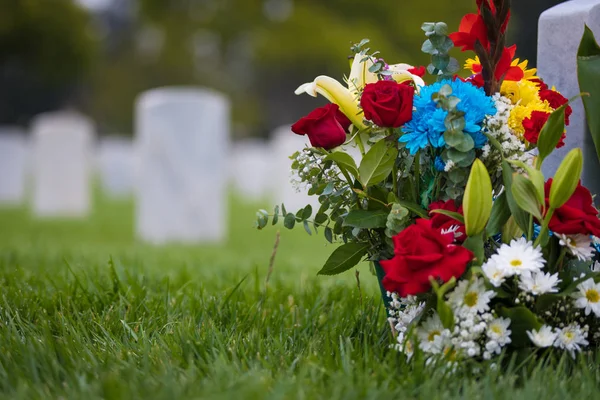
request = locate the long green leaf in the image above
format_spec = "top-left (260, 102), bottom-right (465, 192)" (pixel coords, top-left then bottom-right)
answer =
top-left (578, 25), bottom-right (600, 162)
top-left (486, 191), bottom-right (511, 237)
top-left (429, 209), bottom-right (464, 224)
top-left (325, 151), bottom-right (359, 178)
top-left (343, 209), bottom-right (389, 229)
top-left (317, 243), bottom-right (369, 276)
top-left (358, 140), bottom-right (398, 187)
top-left (498, 306), bottom-right (543, 348)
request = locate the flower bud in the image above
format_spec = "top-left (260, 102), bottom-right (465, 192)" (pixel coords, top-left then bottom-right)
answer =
top-left (549, 148), bottom-right (583, 209)
top-left (463, 159), bottom-right (493, 237)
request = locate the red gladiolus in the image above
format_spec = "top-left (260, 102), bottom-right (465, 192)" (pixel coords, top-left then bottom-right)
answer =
top-left (449, 13), bottom-right (489, 52)
top-left (380, 219), bottom-right (473, 297)
top-left (291, 104), bottom-right (351, 150)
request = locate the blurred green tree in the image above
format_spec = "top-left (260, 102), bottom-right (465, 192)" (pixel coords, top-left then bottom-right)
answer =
top-left (89, 0), bottom-right (478, 136)
top-left (0, 0), bottom-right (97, 126)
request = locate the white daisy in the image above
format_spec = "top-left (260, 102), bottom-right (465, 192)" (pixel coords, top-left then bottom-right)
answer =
top-left (556, 233), bottom-right (595, 262)
top-left (417, 314), bottom-right (449, 354)
top-left (527, 325), bottom-right (557, 348)
top-left (482, 259), bottom-right (507, 287)
top-left (572, 278), bottom-right (600, 317)
top-left (554, 324), bottom-right (589, 358)
top-left (518, 271), bottom-right (561, 295)
top-left (490, 237), bottom-right (545, 277)
top-left (448, 278), bottom-right (496, 316)
top-left (486, 317), bottom-right (512, 347)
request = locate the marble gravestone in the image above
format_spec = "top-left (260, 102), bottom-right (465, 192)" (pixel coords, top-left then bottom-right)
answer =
top-left (0, 126), bottom-right (28, 205)
top-left (229, 139), bottom-right (270, 202)
top-left (31, 112), bottom-right (94, 217)
top-left (135, 87), bottom-right (230, 244)
top-left (538, 0), bottom-right (600, 200)
top-left (96, 136), bottom-right (135, 198)
top-left (270, 125), bottom-right (320, 213)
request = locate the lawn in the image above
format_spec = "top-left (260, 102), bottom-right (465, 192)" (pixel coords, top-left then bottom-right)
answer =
top-left (0, 194), bottom-right (598, 399)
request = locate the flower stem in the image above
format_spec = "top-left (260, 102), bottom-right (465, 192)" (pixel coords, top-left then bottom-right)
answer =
top-left (533, 207), bottom-right (555, 247)
top-left (414, 151), bottom-right (421, 205)
top-left (355, 131), bottom-right (366, 156)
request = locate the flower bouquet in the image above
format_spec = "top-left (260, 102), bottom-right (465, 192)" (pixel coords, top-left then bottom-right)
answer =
top-left (256, 0), bottom-right (600, 362)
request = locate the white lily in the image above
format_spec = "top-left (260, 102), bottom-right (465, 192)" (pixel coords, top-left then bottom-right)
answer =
top-left (295, 54), bottom-right (425, 130)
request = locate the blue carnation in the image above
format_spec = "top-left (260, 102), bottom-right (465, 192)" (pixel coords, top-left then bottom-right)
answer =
top-left (399, 79), bottom-right (496, 155)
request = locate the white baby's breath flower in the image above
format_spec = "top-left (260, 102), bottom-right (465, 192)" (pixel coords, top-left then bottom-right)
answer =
top-left (556, 233), bottom-right (595, 262)
top-left (448, 278), bottom-right (496, 316)
top-left (554, 324), bottom-right (589, 358)
top-left (482, 259), bottom-right (507, 287)
top-left (487, 317), bottom-right (512, 348)
top-left (527, 325), bottom-right (557, 348)
top-left (518, 271), bottom-right (561, 295)
top-left (490, 237), bottom-right (545, 277)
top-left (572, 278), bottom-right (600, 317)
top-left (417, 314), bottom-right (449, 354)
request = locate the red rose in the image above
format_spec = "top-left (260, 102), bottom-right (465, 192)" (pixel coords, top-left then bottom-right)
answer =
top-left (380, 219), bottom-right (473, 297)
top-left (429, 199), bottom-right (466, 243)
top-left (544, 179), bottom-right (600, 237)
top-left (291, 104), bottom-right (351, 150)
top-left (449, 13), bottom-right (488, 52)
top-left (523, 111), bottom-right (565, 148)
top-left (539, 89), bottom-right (573, 125)
top-left (360, 80), bottom-right (414, 128)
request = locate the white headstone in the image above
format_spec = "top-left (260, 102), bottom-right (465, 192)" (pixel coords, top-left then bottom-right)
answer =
top-left (135, 87), bottom-right (230, 244)
top-left (31, 112), bottom-right (94, 217)
top-left (96, 136), bottom-right (135, 198)
top-left (269, 125), bottom-right (320, 212)
top-left (538, 0), bottom-right (600, 198)
top-left (229, 139), bottom-right (270, 202)
top-left (0, 126), bottom-right (28, 205)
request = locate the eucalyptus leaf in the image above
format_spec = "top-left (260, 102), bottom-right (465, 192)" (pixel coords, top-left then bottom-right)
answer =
top-left (283, 213), bottom-right (296, 229)
top-left (317, 242), bottom-right (370, 276)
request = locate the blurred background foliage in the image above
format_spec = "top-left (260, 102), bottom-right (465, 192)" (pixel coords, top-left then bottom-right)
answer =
top-left (0, 0), bottom-right (565, 137)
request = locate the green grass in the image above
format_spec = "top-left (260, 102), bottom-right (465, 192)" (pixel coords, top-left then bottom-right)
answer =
top-left (0, 194), bottom-right (599, 399)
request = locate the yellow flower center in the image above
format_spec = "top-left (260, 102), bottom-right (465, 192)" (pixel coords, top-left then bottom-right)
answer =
top-left (443, 347), bottom-right (458, 361)
top-left (464, 292), bottom-right (479, 307)
top-left (585, 289), bottom-right (600, 303)
top-left (510, 259), bottom-right (522, 267)
top-left (491, 325), bottom-right (502, 335)
top-left (428, 330), bottom-right (441, 342)
top-left (564, 331), bottom-right (574, 342)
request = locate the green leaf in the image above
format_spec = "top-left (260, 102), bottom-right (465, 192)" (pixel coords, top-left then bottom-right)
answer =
top-left (506, 159), bottom-right (545, 206)
top-left (502, 161), bottom-right (530, 233)
top-left (343, 209), bottom-right (389, 229)
top-left (463, 234), bottom-right (484, 267)
top-left (314, 213), bottom-right (328, 225)
top-left (317, 243), bottom-right (370, 276)
top-left (272, 205), bottom-right (279, 226)
top-left (511, 174), bottom-right (543, 221)
top-left (325, 151), bottom-right (359, 178)
top-left (281, 203), bottom-right (287, 216)
top-left (578, 25), bottom-right (600, 162)
top-left (299, 205), bottom-right (312, 220)
top-left (324, 227), bottom-right (333, 243)
top-left (537, 106), bottom-right (567, 164)
top-left (358, 140), bottom-right (398, 187)
top-left (437, 298), bottom-right (455, 330)
top-left (303, 220), bottom-right (312, 236)
top-left (283, 213), bottom-right (296, 229)
top-left (486, 191), bottom-right (511, 237)
top-left (397, 200), bottom-right (429, 219)
top-left (498, 306), bottom-right (543, 348)
top-left (429, 209), bottom-right (464, 224)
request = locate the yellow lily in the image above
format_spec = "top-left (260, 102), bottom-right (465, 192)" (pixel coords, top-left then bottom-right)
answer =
top-left (295, 54), bottom-right (425, 130)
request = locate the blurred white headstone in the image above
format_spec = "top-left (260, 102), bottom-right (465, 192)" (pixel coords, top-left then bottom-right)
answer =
top-left (96, 136), bottom-right (135, 198)
top-left (0, 126), bottom-right (28, 205)
top-left (31, 112), bottom-right (94, 217)
top-left (135, 87), bottom-right (230, 244)
top-left (269, 125), bottom-right (319, 212)
top-left (229, 139), bottom-right (270, 202)
top-left (538, 0), bottom-right (600, 197)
